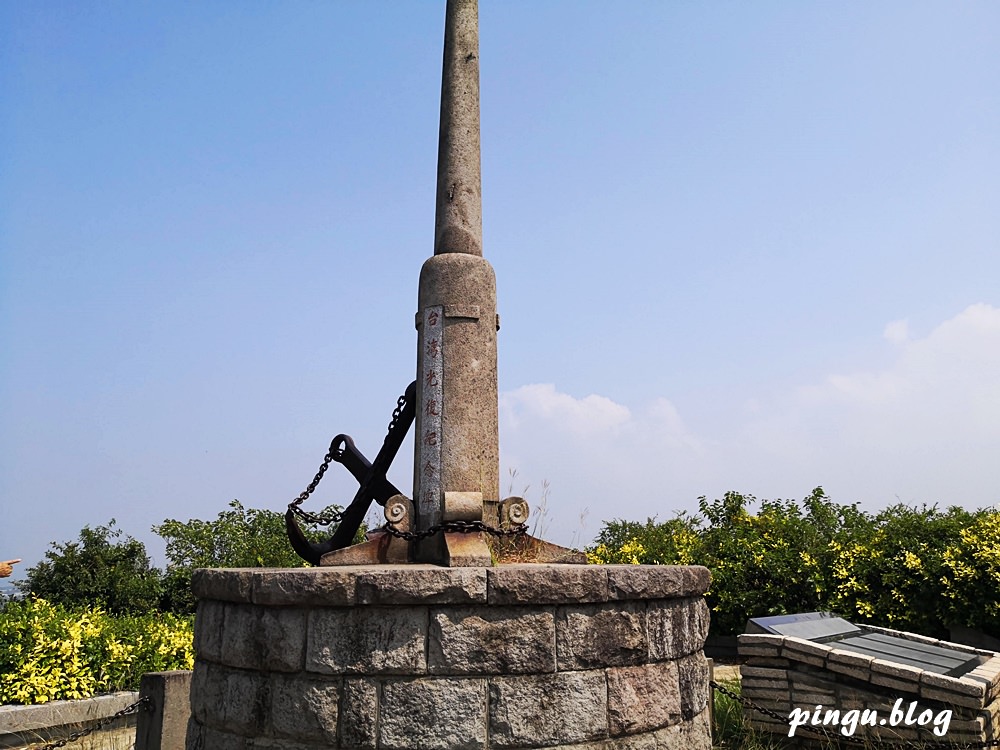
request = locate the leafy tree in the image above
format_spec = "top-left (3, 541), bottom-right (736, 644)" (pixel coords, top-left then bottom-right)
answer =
top-left (693, 490), bottom-right (837, 635)
top-left (17, 521), bottom-right (162, 616)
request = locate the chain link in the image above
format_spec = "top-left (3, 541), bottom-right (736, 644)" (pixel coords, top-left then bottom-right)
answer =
top-left (711, 680), bottom-right (1000, 749)
top-left (387, 390), bottom-right (408, 435)
top-left (30, 695), bottom-right (150, 750)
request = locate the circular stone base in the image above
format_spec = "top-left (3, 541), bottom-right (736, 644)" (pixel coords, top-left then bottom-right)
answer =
top-left (186, 564), bottom-right (712, 750)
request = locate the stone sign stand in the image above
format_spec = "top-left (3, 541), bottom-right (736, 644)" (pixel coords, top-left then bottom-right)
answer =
top-left (185, 1), bottom-right (713, 747)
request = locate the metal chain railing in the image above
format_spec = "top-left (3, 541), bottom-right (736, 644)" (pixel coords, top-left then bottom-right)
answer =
top-left (711, 680), bottom-right (1000, 750)
top-left (29, 695), bottom-right (150, 750)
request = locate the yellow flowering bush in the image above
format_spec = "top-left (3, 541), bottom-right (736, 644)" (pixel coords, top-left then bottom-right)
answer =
top-left (586, 514), bottom-right (702, 566)
top-left (588, 488), bottom-right (1000, 640)
top-left (940, 513), bottom-right (1000, 634)
top-left (0, 598), bottom-right (193, 705)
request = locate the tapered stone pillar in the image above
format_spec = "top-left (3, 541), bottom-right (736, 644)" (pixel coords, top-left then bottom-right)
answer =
top-left (414, 0), bottom-right (498, 565)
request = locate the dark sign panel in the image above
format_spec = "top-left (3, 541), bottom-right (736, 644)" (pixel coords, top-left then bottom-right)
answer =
top-left (746, 612), bottom-right (985, 677)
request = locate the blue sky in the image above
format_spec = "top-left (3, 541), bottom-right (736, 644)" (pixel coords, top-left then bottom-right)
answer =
top-left (2, 3), bottom-right (999, 574)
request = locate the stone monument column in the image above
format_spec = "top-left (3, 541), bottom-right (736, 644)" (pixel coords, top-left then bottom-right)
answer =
top-left (185, 4), bottom-right (714, 747)
top-left (414, 0), bottom-right (499, 566)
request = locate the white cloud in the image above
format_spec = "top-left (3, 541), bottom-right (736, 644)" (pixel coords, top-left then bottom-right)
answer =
top-left (736, 305), bottom-right (1000, 503)
top-left (500, 304), bottom-right (1000, 546)
top-left (883, 319), bottom-right (910, 344)
top-left (499, 384), bottom-right (705, 544)
top-left (500, 383), bottom-right (631, 436)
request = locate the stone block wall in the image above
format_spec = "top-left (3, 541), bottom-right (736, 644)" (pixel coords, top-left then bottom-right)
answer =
top-left (186, 564), bottom-right (712, 749)
top-left (738, 628), bottom-right (1000, 745)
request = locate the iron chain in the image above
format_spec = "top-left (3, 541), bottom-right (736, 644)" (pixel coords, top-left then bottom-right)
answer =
top-left (711, 680), bottom-right (1000, 749)
top-left (32, 695), bottom-right (150, 750)
top-left (380, 518), bottom-right (528, 542)
top-left (287, 385), bottom-right (526, 542)
top-left (286, 438), bottom-right (347, 526)
top-left (287, 390), bottom-right (412, 527)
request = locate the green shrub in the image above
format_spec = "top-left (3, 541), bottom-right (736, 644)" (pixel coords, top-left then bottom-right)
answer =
top-left (825, 503), bottom-right (975, 637)
top-left (696, 490), bottom-right (837, 634)
top-left (17, 522), bottom-right (163, 616)
top-left (154, 499), bottom-right (356, 613)
top-left (588, 489), bottom-right (1000, 641)
top-left (939, 511), bottom-right (1000, 635)
top-left (0, 598), bottom-right (193, 705)
top-left (588, 515), bottom-right (701, 565)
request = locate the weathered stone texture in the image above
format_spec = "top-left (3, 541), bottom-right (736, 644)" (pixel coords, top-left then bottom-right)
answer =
top-left (380, 678), bottom-right (487, 750)
top-left (188, 565), bottom-right (713, 749)
top-left (735, 633), bottom-right (783, 659)
top-left (429, 606), bottom-right (555, 674)
top-left (825, 647), bottom-right (873, 681)
top-left (221, 605), bottom-right (307, 673)
top-left (920, 669), bottom-right (988, 707)
top-left (357, 566), bottom-right (487, 605)
top-left (487, 565), bottom-right (609, 605)
top-left (193, 600), bottom-right (225, 663)
top-left (251, 740), bottom-right (327, 750)
top-left (187, 722), bottom-right (252, 750)
top-left (607, 661), bottom-right (681, 735)
top-left (184, 716), bottom-right (203, 750)
top-left (307, 607), bottom-right (426, 675)
top-left (656, 707), bottom-right (713, 750)
top-left (608, 565), bottom-right (710, 602)
top-left (647, 597), bottom-right (710, 661)
top-left (338, 678), bottom-right (378, 749)
top-left (190, 662), bottom-right (269, 736)
top-left (252, 568), bottom-right (356, 607)
top-left (577, 707), bottom-right (711, 750)
top-left (192, 568), bottom-right (254, 603)
top-left (780, 636), bottom-right (827, 667)
top-left (870, 657), bottom-right (923, 690)
top-left (677, 651), bottom-right (709, 719)
top-left (556, 602), bottom-right (646, 670)
top-left (268, 674), bottom-right (339, 743)
top-left (489, 671), bottom-right (608, 746)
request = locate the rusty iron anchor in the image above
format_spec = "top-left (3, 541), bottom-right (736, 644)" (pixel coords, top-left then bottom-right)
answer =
top-left (285, 381), bottom-right (416, 565)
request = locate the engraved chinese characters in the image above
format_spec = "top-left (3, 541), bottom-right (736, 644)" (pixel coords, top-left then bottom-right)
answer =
top-left (419, 306), bottom-right (445, 522)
